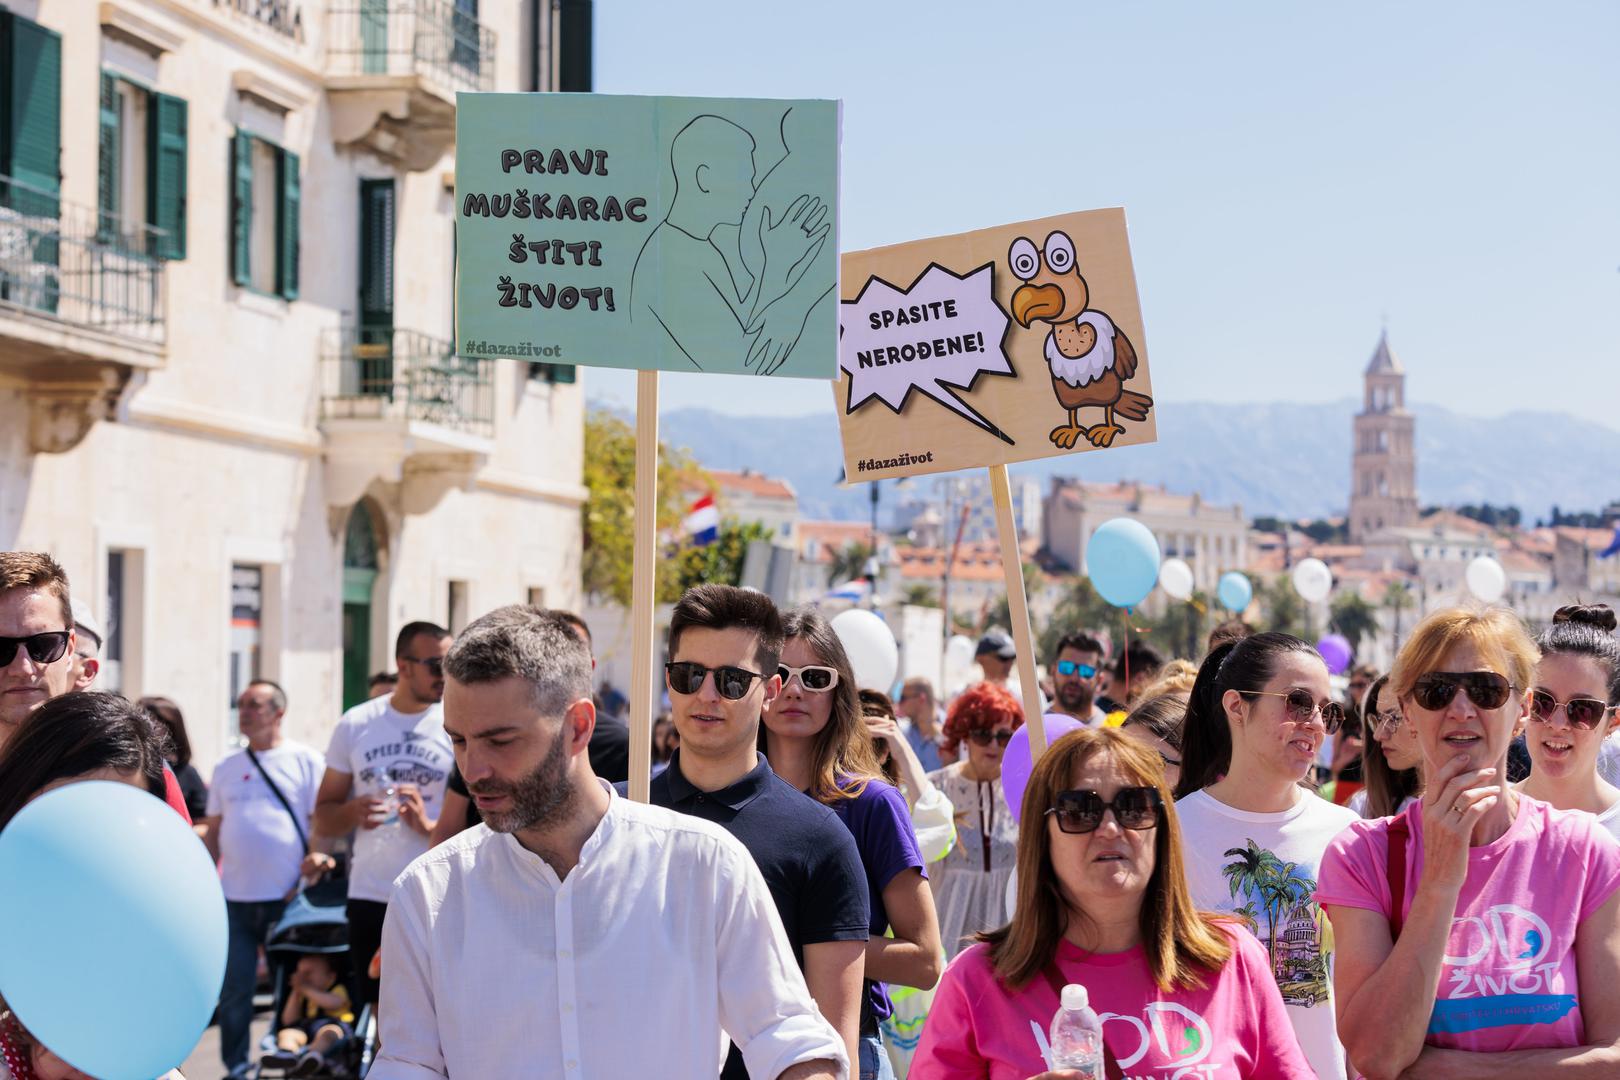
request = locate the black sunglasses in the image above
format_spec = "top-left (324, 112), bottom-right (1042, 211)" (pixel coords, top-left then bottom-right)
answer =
top-left (967, 728), bottom-right (1014, 746)
top-left (1411, 671), bottom-right (1513, 713)
top-left (402, 655), bottom-right (444, 677)
top-left (0, 631), bottom-right (71, 668)
top-left (1245, 688), bottom-right (1345, 734)
top-left (666, 661), bottom-right (765, 700)
top-left (1047, 787), bottom-right (1163, 833)
top-left (1528, 688), bottom-right (1611, 730)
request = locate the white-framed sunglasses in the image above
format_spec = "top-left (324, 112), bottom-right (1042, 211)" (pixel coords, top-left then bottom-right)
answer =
top-left (778, 664), bottom-right (840, 693)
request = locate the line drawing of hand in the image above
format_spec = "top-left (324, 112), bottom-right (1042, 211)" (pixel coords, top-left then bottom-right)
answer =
top-left (756, 193), bottom-right (830, 313)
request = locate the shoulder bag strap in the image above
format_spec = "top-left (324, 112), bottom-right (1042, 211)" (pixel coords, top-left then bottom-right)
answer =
top-left (1039, 962), bottom-right (1125, 1080)
top-left (1386, 814), bottom-right (1410, 941)
top-left (247, 748), bottom-right (310, 853)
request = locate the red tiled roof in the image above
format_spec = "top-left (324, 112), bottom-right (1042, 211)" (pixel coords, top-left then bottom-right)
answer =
top-left (707, 469), bottom-right (797, 501)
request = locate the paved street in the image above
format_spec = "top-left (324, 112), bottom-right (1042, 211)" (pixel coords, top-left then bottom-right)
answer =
top-left (182, 1013), bottom-right (272, 1079)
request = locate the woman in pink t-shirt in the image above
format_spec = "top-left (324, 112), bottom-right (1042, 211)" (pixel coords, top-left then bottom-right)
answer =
top-left (1318, 607), bottom-right (1620, 1079)
top-left (911, 727), bottom-right (1312, 1080)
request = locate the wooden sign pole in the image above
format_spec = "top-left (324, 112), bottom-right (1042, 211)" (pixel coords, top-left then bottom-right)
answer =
top-left (627, 369), bottom-right (659, 804)
top-left (988, 464), bottom-right (1048, 759)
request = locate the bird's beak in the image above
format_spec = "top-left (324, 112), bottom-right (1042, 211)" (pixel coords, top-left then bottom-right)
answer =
top-left (1011, 283), bottom-right (1066, 328)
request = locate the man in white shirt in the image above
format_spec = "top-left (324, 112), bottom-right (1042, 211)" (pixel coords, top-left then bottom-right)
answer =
top-left (375, 605), bottom-right (846, 1079)
top-left (201, 679), bottom-right (327, 1079)
top-left (314, 620), bottom-right (454, 1011)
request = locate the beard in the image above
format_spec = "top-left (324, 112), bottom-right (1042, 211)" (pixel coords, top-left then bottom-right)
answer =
top-left (470, 730), bottom-right (575, 834)
top-left (1057, 682), bottom-right (1094, 712)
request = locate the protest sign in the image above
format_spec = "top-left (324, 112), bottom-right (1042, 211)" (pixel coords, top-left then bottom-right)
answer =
top-left (455, 93), bottom-right (840, 379)
top-left (836, 208), bottom-right (1155, 481)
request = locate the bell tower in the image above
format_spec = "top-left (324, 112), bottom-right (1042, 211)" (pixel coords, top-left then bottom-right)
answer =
top-left (1349, 332), bottom-right (1418, 543)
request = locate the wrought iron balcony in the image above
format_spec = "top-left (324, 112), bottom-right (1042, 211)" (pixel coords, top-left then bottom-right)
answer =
top-left (320, 326), bottom-right (494, 439)
top-left (324, 0), bottom-right (495, 170)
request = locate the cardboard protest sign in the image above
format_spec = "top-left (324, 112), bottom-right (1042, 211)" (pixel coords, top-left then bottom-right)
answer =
top-left (455, 93), bottom-right (840, 379)
top-left (836, 209), bottom-right (1155, 480)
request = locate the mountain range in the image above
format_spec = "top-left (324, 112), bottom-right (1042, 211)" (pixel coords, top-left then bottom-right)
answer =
top-left (605, 398), bottom-right (1620, 525)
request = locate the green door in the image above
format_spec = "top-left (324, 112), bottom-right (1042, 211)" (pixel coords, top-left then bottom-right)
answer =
top-left (341, 505), bottom-right (381, 710)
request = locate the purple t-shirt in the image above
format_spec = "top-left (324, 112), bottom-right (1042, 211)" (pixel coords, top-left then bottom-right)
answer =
top-left (829, 776), bottom-right (927, 1021)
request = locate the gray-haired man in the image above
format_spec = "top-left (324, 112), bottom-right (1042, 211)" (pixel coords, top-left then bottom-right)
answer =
top-left (374, 606), bottom-right (847, 1079)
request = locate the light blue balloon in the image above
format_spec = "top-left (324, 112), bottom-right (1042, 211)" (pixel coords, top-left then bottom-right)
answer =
top-left (1218, 571), bottom-right (1254, 612)
top-left (1085, 517), bottom-right (1162, 608)
top-left (0, 782), bottom-right (226, 1079)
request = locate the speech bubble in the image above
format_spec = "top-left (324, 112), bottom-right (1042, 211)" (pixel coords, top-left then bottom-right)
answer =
top-left (839, 262), bottom-right (1016, 444)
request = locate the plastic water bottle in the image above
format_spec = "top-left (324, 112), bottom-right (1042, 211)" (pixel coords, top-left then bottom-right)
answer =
top-left (1050, 983), bottom-right (1103, 1077)
top-left (377, 786), bottom-right (401, 828)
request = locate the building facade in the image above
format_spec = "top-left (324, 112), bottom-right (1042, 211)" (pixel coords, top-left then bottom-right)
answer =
top-left (1348, 332), bottom-right (1418, 543)
top-left (0, 0), bottom-right (586, 770)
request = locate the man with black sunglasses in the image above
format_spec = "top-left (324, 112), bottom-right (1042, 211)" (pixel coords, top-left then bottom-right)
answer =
top-left (640, 584), bottom-right (870, 1079)
top-left (0, 552), bottom-right (80, 749)
top-left (1050, 632), bottom-right (1107, 727)
top-left (315, 619), bottom-right (455, 1012)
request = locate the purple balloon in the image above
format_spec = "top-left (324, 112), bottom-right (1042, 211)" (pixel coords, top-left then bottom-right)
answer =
top-left (1317, 634), bottom-right (1353, 675)
top-left (1002, 713), bottom-right (1086, 824)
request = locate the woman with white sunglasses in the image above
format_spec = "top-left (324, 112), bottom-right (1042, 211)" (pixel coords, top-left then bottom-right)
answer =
top-left (1517, 604), bottom-right (1620, 840)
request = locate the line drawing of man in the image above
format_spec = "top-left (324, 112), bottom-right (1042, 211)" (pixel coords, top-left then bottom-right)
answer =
top-left (630, 112), bottom-right (833, 376)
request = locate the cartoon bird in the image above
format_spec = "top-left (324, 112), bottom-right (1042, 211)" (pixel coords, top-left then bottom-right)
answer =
top-left (1007, 231), bottom-right (1152, 449)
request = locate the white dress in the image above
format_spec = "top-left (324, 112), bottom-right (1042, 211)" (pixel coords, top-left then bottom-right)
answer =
top-left (925, 762), bottom-right (1020, 958)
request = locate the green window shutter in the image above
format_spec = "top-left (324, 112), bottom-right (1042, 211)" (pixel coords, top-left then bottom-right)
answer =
top-left (230, 131), bottom-right (253, 286)
top-left (2, 12), bottom-right (62, 218)
top-left (147, 92), bottom-right (186, 260)
top-left (358, 178), bottom-right (395, 334)
top-left (97, 73), bottom-right (120, 240)
top-left (550, 365), bottom-right (577, 384)
top-left (276, 147), bottom-right (300, 299)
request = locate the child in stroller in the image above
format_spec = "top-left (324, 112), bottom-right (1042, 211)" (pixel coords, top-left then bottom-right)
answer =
top-left (259, 954), bottom-right (353, 1076)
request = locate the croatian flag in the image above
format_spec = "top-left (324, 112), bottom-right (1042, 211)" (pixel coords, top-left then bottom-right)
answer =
top-left (1599, 524), bottom-right (1620, 560)
top-left (683, 494), bottom-right (719, 546)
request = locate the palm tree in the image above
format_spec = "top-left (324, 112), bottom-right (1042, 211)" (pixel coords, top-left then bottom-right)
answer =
top-left (902, 583), bottom-right (940, 608)
top-left (1258, 863), bottom-right (1316, 976)
top-left (1221, 840), bottom-right (1284, 953)
top-left (827, 541), bottom-right (875, 588)
top-left (1384, 580), bottom-right (1414, 654)
top-left (1330, 591), bottom-right (1380, 654)
top-left (1232, 901), bottom-right (1262, 935)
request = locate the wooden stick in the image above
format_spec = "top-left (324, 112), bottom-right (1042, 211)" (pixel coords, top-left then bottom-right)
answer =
top-left (627, 369), bottom-right (659, 804)
top-left (988, 464), bottom-right (1048, 758)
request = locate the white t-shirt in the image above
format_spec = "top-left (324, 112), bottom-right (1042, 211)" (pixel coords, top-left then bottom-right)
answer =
top-left (1595, 800), bottom-right (1620, 843)
top-left (1598, 732), bottom-right (1620, 787)
top-left (1346, 789), bottom-right (1420, 819)
top-left (324, 696), bottom-right (453, 903)
top-left (207, 741), bottom-right (326, 902)
top-left (1175, 787), bottom-right (1359, 1080)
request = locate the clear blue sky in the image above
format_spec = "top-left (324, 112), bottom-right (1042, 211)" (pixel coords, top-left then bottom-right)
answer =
top-left (587, 0), bottom-right (1618, 429)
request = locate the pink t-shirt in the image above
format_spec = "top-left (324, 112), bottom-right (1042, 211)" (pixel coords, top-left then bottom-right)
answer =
top-left (911, 926), bottom-right (1313, 1080)
top-left (1316, 795), bottom-right (1620, 1052)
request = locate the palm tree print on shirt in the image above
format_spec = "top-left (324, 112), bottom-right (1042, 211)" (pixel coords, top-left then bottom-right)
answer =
top-left (1221, 840), bottom-right (1331, 1007)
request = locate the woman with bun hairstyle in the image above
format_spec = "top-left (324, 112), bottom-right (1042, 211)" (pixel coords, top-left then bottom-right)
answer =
top-left (1517, 604), bottom-right (1620, 839)
top-left (1171, 632), bottom-right (1357, 1080)
top-left (1347, 674), bottom-right (1425, 819)
top-left (1318, 607), bottom-right (1620, 1079)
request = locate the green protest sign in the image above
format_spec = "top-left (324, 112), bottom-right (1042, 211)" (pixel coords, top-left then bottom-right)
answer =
top-left (455, 93), bottom-right (840, 378)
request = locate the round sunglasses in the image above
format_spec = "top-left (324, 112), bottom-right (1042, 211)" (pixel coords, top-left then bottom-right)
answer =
top-left (1243, 688), bottom-right (1345, 734)
top-left (1046, 787), bottom-right (1164, 833)
top-left (665, 661), bottom-right (765, 700)
top-left (1409, 671), bottom-right (1514, 713)
top-left (1527, 688), bottom-right (1613, 730)
top-left (778, 664), bottom-right (839, 693)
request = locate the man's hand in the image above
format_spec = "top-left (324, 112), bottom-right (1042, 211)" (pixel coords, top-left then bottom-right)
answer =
top-left (351, 793), bottom-right (386, 830)
top-left (301, 852), bottom-right (336, 881)
top-left (396, 785), bottom-right (435, 836)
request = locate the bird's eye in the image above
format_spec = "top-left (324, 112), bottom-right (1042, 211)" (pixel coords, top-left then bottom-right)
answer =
top-left (1008, 237), bottom-right (1040, 281)
top-left (1043, 231), bottom-right (1075, 274)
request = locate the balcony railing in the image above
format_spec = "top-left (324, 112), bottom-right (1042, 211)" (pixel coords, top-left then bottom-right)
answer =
top-left (321, 326), bottom-right (494, 439)
top-left (326, 0), bottom-right (495, 93)
top-left (0, 174), bottom-right (165, 346)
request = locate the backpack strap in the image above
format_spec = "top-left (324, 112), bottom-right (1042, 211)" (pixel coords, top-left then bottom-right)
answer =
top-left (1386, 814), bottom-right (1410, 940)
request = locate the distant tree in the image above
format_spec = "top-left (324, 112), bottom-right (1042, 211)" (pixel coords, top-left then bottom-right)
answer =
top-left (902, 583), bottom-right (940, 608)
top-left (582, 411), bottom-right (702, 606)
top-left (1258, 577), bottom-right (1311, 641)
top-left (671, 520), bottom-right (775, 593)
top-left (1329, 592), bottom-right (1380, 655)
top-left (827, 541), bottom-right (876, 587)
top-left (1301, 519), bottom-right (1348, 544)
top-left (1252, 516), bottom-right (1287, 534)
top-left (1031, 575), bottom-right (1119, 661)
top-left (1456, 503), bottom-right (1522, 528)
top-left (1144, 589), bottom-right (1211, 661)
top-left (1384, 581), bottom-right (1415, 654)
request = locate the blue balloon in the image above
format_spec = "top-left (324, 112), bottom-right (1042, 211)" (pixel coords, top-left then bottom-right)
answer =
top-left (1218, 571), bottom-right (1254, 613)
top-left (1086, 517), bottom-right (1162, 608)
top-left (0, 782), bottom-right (226, 1079)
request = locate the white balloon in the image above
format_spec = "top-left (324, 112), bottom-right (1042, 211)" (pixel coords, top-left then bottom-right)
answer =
top-left (1291, 558), bottom-right (1333, 604)
top-left (1158, 558), bottom-right (1195, 601)
top-left (1465, 556), bottom-right (1508, 604)
top-left (831, 609), bottom-right (901, 692)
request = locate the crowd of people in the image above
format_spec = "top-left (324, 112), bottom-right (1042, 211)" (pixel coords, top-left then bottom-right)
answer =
top-left (4, 546), bottom-right (1620, 1079)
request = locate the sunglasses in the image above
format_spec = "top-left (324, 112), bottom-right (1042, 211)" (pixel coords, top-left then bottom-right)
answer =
top-left (779, 664), bottom-right (839, 693)
top-left (1245, 689), bottom-right (1345, 734)
top-left (1528, 688), bottom-right (1612, 730)
top-left (0, 631), bottom-right (71, 668)
top-left (1047, 787), bottom-right (1163, 833)
top-left (1055, 660), bottom-right (1097, 678)
top-left (665, 661), bottom-right (765, 700)
top-left (1369, 709), bottom-right (1404, 735)
top-left (402, 655), bottom-right (444, 677)
top-left (1410, 671), bottom-right (1514, 713)
top-left (967, 728), bottom-right (1014, 746)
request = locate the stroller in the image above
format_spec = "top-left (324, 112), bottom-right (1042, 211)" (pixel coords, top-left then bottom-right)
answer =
top-left (252, 874), bottom-right (378, 1079)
